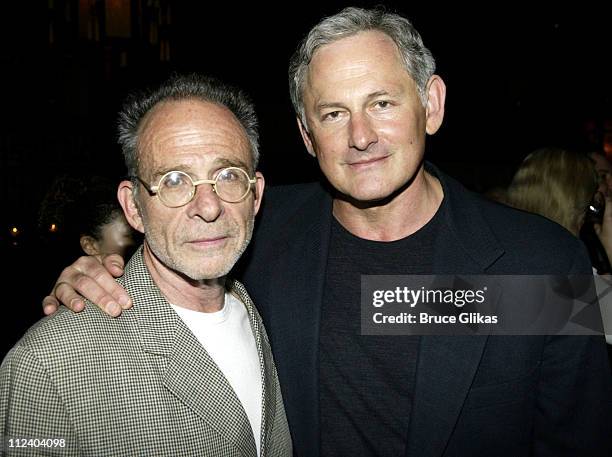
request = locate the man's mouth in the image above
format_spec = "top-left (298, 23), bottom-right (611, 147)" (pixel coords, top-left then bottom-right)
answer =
top-left (347, 154), bottom-right (390, 169)
top-left (187, 236), bottom-right (228, 248)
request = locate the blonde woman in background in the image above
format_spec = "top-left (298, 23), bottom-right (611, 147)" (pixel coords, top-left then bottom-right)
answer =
top-left (506, 147), bottom-right (612, 348)
top-left (505, 147), bottom-right (598, 236)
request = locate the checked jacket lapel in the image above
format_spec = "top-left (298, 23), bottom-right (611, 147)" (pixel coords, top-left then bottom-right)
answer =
top-left (123, 247), bottom-right (276, 457)
top-left (229, 279), bottom-right (280, 457)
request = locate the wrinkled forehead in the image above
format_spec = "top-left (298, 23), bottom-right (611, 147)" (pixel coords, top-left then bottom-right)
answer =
top-left (137, 99), bottom-right (253, 173)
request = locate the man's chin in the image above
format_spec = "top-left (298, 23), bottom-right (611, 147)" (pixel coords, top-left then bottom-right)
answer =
top-left (181, 265), bottom-right (233, 282)
top-left (166, 251), bottom-right (236, 282)
top-left (334, 168), bottom-right (423, 208)
top-left (336, 184), bottom-right (404, 208)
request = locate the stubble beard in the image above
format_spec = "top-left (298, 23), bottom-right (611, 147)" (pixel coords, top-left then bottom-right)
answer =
top-left (142, 216), bottom-right (255, 281)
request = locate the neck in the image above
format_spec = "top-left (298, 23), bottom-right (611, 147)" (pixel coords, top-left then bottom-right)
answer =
top-left (142, 243), bottom-right (226, 313)
top-left (332, 168), bottom-right (443, 241)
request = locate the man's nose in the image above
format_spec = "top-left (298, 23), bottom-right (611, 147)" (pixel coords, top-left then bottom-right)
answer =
top-left (188, 184), bottom-right (223, 222)
top-left (348, 113), bottom-right (378, 151)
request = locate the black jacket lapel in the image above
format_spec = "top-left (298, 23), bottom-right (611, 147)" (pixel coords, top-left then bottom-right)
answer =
top-left (244, 184), bottom-right (333, 457)
top-left (406, 165), bottom-right (504, 457)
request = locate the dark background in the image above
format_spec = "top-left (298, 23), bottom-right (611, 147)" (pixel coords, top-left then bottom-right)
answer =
top-left (1, 1), bottom-right (610, 354)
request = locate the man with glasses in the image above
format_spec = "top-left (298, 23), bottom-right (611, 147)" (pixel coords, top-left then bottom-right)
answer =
top-left (0, 74), bottom-right (292, 456)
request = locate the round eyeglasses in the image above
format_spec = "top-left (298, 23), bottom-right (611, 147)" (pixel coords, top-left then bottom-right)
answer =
top-left (136, 167), bottom-right (257, 208)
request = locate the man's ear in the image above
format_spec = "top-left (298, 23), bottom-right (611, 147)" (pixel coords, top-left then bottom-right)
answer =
top-left (80, 235), bottom-right (100, 256)
top-left (253, 172), bottom-right (265, 216)
top-left (297, 117), bottom-right (316, 157)
top-left (117, 180), bottom-right (144, 234)
top-left (424, 75), bottom-right (446, 135)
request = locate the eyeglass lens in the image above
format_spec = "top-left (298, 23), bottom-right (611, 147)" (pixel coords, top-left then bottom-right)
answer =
top-left (158, 169), bottom-right (250, 206)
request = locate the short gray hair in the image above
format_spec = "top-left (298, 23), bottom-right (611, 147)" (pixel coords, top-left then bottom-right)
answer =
top-left (288, 7), bottom-right (436, 128)
top-left (118, 73), bottom-right (259, 177)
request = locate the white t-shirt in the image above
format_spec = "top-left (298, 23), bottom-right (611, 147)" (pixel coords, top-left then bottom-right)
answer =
top-left (171, 293), bottom-right (263, 455)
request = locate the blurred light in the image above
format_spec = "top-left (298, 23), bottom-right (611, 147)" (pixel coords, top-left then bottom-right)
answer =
top-left (10, 227), bottom-right (19, 237)
top-left (49, 223), bottom-right (58, 233)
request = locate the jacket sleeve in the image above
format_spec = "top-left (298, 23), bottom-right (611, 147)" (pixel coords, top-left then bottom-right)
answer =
top-left (1, 343), bottom-right (80, 456)
top-left (532, 242), bottom-right (612, 456)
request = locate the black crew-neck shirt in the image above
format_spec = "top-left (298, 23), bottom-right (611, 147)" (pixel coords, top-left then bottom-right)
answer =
top-left (320, 202), bottom-right (444, 456)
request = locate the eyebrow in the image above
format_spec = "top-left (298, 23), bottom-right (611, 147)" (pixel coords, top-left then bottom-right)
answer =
top-left (212, 157), bottom-right (250, 171)
top-left (150, 165), bottom-right (193, 181)
top-left (149, 157), bottom-right (252, 181)
top-left (316, 90), bottom-right (398, 111)
top-left (367, 90), bottom-right (395, 100)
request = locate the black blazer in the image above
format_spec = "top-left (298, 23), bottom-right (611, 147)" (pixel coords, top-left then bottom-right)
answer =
top-left (239, 164), bottom-right (612, 457)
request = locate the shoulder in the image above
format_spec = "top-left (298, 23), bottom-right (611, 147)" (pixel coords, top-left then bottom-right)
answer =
top-left (475, 190), bottom-right (576, 245)
top-left (260, 182), bottom-right (326, 215)
top-left (258, 182), bottom-right (325, 223)
top-left (247, 181), bottom-right (329, 254)
top-left (4, 304), bottom-right (135, 370)
top-left (263, 182), bottom-right (323, 201)
top-left (446, 177), bottom-right (589, 274)
top-left (2, 339), bottom-right (42, 377)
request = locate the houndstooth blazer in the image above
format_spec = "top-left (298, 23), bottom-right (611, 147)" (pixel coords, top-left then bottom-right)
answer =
top-left (0, 247), bottom-right (292, 456)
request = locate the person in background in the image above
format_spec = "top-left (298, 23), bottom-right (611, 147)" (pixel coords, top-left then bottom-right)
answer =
top-left (587, 152), bottom-right (612, 352)
top-left (39, 175), bottom-right (139, 259)
top-left (504, 147), bottom-right (598, 236)
top-left (580, 151), bottom-right (612, 274)
top-left (505, 147), bottom-right (612, 354)
top-left (590, 151), bottom-right (612, 197)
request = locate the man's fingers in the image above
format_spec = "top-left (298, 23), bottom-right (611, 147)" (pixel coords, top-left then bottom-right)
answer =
top-left (100, 254), bottom-right (131, 309)
top-left (41, 255), bottom-right (132, 316)
top-left (53, 281), bottom-right (86, 312)
top-left (90, 266), bottom-right (132, 310)
top-left (42, 295), bottom-right (60, 315)
top-left (67, 273), bottom-right (127, 317)
top-left (41, 254), bottom-right (132, 317)
top-left (42, 282), bottom-right (85, 315)
top-left (102, 254), bottom-right (126, 278)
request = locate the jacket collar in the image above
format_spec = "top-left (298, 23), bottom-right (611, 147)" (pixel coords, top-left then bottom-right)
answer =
top-left (119, 247), bottom-right (277, 457)
top-left (425, 162), bottom-right (505, 273)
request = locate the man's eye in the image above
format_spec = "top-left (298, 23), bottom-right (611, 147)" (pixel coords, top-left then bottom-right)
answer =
top-left (164, 172), bottom-right (189, 187)
top-left (322, 111), bottom-right (341, 121)
top-left (217, 169), bottom-right (240, 182)
top-left (375, 100), bottom-right (390, 108)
